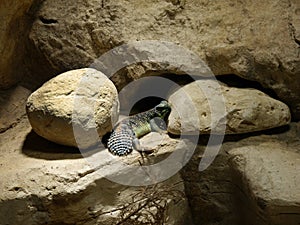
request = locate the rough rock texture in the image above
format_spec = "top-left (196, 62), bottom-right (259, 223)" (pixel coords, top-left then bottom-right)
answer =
top-left (0, 115), bottom-right (191, 225)
top-left (1, 76), bottom-right (300, 225)
top-left (0, 0), bottom-right (37, 89)
top-left (181, 123), bottom-right (300, 225)
top-left (168, 80), bottom-right (291, 135)
top-left (229, 143), bottom-right (300, 225)
top-left (181, 145), bottom-right (240, 225)
top-left (28, 0), bottom-right (300, 119)
top-left (26, 68), bottom-right (119, 148)
top-left (0, 86), bottom-right (31, 133)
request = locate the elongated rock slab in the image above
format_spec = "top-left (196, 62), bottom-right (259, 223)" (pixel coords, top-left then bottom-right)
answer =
top-left (168, 80), bottom-right (291, 135)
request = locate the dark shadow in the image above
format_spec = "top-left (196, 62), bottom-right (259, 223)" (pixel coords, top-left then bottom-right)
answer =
top-left (22, 131), bottom-right (105, 160)
top-left (222, 124), bottom-right (291, 142)
top-left (130, 96), bottom-right (166, 115)
top-left (194, 124), bottom-right (291, 144)
top-left (168, 124), bottom-right (291, 145)
top-left (160, 73), bottom-right (195, 86)
top-left (216, 74), bottom-right (280, 100)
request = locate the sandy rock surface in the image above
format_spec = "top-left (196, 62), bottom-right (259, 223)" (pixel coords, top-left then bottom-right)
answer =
top-left (0, 115), bottom-right (191, 225)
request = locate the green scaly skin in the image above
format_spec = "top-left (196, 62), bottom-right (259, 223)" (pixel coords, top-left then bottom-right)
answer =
top-left (107, 100), bottom-right (171, 156)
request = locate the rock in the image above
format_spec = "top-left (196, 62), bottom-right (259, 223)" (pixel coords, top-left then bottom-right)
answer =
top-left (90, 41), bottom-right (213, 90)
top-left (28, 0), bottom-right (300, 119)
top-left (0, 0), bottom-right (36, 89)
top-left (0, 115), bottom-right (191, 225)
top-left (0, 86), bottom-right (31, 133)
top-left (229, 142), bottom-right (300, 225)
top-left (26, 68), bottom-right (119, 148)
top-left (168, 80), bottom-right (291, 135)
top-left (180, 122), bottom-right (300, 225)
top-left (182, 146), bottom-right (244, 225)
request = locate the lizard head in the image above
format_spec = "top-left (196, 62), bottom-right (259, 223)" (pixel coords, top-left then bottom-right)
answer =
top-left (155, 100), bottom-right (171, 119)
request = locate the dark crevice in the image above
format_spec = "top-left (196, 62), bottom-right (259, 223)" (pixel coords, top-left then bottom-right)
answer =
top-left (0, 120), bottom-right (20, 134)
top-left (76, 44), bottom-right (85, 51)
top-left (216, 74), bottom-right (280, 100)
top-left (0, 114), bottom-right (26, 134)
top-left (162, 73), bottom-right (280, 100)
top-left (295, 37), bottom-right (300, 46)
top-left (130, 97), bottom-right (166, 115)
top-left (288, 22), bottom-right (300, 47)
top-left (39, 16), bottom-right (58, 24)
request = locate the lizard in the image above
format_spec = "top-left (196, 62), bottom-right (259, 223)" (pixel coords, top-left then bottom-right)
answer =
top-left (107, 100), bottom-right (171, 156)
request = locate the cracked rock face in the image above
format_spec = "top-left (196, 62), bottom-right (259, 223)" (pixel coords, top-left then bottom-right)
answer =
top-left (168, 80), bottom-right (291, 135)
top-left (28, 0), bottom-right (300, 119)
top-left (26, 68), bottom-right (119, 148)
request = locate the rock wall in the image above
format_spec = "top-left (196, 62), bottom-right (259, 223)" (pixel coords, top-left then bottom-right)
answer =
top-left (0, 0), bottom-right (36, 88)
top-left (27, 0), bottom-right (300, 120)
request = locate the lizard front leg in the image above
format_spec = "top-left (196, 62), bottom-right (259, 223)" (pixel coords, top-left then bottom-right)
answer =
top-left (149, 117), bottom-right (168, 134)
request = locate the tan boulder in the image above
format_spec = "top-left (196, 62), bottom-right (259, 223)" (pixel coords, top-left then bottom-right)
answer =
top-left (26, 68), bottom-right (119, 148)
top-left (168, 80), bottom-right (291, 135)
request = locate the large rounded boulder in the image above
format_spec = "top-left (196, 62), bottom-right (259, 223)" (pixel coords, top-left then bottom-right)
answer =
top-left (26, 68), bottom-right (119, 148)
